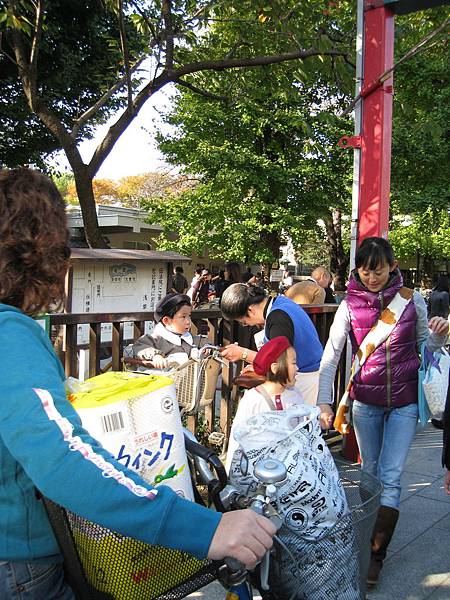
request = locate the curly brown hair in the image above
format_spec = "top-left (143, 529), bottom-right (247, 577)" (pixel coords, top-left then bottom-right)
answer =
top-left (0, 168), bottom-right (70, 316)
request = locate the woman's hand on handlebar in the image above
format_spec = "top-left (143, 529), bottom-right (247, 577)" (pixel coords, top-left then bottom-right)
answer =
top-left (207, 509), bottom-right (276, 569)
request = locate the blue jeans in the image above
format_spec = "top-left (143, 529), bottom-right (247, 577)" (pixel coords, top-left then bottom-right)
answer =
top-left (352, 400), bottom-right (418, 510)
top-left (0, 562), bottom-right (75, 600)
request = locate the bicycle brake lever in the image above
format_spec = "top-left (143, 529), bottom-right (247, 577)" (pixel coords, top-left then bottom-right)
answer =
top-left (259, 550), bottom-right (271, 591)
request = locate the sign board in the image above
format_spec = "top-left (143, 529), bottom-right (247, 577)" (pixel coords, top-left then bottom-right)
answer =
top-left (269, 269), bottom-right (284, 283)
top-left (71, 260), bottom-right (167, 345)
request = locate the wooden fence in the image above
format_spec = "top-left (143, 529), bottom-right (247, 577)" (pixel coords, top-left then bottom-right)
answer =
top-left (49, 304), bottom-right (347, 445)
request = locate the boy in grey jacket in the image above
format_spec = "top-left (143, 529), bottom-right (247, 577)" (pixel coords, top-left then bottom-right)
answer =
top-left (133, 293), bottom-right (210, 368)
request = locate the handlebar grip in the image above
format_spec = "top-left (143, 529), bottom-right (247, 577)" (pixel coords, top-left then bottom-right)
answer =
top-left (224, 556), bottom-right (246, 572)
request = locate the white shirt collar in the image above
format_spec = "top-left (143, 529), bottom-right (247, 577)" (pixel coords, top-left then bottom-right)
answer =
top-left (153, 322), bottom-right (194, 346)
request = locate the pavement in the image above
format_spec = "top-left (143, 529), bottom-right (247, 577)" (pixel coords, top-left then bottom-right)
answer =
top-left (188, 422), bottom-right (450, 600)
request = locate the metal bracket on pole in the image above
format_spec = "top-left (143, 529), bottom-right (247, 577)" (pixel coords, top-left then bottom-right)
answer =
top-left (337, 135), bottom-right (362, 149)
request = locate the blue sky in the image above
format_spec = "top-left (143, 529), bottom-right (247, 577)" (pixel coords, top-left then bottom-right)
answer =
top-left (52, 87), bottom-right (174, 180)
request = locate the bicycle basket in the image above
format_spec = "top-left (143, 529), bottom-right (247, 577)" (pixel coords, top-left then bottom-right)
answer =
top-left (266, 463), bottom-right (382, 600)
top-left (170, 356), bottom-right (221, 416)
top-left (44, 497), bottom-right (218, 600)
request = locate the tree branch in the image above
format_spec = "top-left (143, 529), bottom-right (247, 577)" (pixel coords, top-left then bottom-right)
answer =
top-left (175, 77), bottom-right (229, 102)
top-left (71, 56), bottom-right (145, 138)
top-left (88, 70), bottom-right (173, 176)
top-left (0, 32), bottom-right (19, 65)
top-left (161, 0), bottom-right (174, 70)
top-left (88, 46), bottom-right (349, 176)
top-left (7, 7), bottom-right (84, 170)
top-left (171, 47), bottom-right (347, 78)
top-left (117, 0), bottom-right (133, 113)
top-left (29, 0), bottom-right (44, 91)
top-left (129, 0), bottom-right (159, 43)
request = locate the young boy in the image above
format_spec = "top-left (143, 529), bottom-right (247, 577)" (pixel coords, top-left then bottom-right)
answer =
top-left (133, 293), bottom-right (210, 367)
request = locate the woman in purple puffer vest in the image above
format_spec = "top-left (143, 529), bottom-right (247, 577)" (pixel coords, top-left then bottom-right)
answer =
top-left (317, 238), bottom-right (448, 589)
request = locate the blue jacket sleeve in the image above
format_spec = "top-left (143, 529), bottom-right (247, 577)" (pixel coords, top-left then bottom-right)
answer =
top-left (0, 314), bottom-right (221, 559)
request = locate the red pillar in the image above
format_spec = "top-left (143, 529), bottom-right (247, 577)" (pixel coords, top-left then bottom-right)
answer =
top-left (358, 2), bottom-right (395, 243)
top-left (341, 3), bottom-right (395, 463)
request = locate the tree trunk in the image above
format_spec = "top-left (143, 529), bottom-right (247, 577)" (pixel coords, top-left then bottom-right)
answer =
top-left (421, 255), bottom-right (434, 288)
top-left (73, 168), bottom-right (109, 248)
top-left (324, 209), bottom-right (349, 291)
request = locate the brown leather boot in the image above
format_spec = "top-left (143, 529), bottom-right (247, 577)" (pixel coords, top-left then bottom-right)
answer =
top-left (367, 505), bottom-right (399, 588)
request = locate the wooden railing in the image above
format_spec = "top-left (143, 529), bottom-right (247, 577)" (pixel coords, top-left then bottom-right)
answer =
top-left (49, 304), bottom-right (347, 444)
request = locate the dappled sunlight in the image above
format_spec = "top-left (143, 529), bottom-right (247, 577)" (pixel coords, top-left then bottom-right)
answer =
top-left (422, 573), bottom-right (450, 589)
top-left (404, 481), bottom-right (431, 492)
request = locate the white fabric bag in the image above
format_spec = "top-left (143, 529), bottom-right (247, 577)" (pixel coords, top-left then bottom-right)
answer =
top-left (229, 405), bottom-right (360, 600)
top-left (422, 347), bottom-right (450, 416)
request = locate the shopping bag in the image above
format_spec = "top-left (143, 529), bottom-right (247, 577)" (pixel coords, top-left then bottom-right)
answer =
top-left (418, 343), bottom-right (431, 426)
top-left (229, 405), bottom-right (359, 600)
top-left (421, 345), bottom-right (450, 416)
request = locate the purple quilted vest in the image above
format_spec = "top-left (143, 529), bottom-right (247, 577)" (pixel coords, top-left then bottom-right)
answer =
top-left (346, 270), bottom-right (419, 408)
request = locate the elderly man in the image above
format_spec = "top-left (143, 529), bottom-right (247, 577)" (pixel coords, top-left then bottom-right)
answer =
top-left (285, 267), bottom-right (335, 305)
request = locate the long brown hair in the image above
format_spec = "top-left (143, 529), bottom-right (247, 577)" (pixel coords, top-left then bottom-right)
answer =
top-left (0, 168), bottom-right (70, 316)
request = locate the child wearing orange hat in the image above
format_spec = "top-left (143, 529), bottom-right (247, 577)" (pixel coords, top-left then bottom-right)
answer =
top-left (225, 336), bottom-right (304, 471)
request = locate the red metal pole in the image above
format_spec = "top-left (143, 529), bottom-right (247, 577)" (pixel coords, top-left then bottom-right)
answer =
top-left (358, 2), bottom-right (395, 243)
top-left (341, 2), bottom-right (395, 463)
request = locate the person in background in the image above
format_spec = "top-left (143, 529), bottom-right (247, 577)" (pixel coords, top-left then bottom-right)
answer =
top-left (310, 266), bottom-right (336, 303)
top-left (287, 266), bottom-right (336, 304)
top-left (187, 267), bottom-right (203, 299)
top-left (190, 269), bottom-right (213, 336)
top-left (170, 265), bottom-right (189, 295)
top-left (428, 275), bottom-right (449, 319)
top-left (220, 283), bottom-right (323, 406)
top-left (285, 276), bottom-right (325, 305)
top-left (279, 269), bottom-right (293, 293)
top-left (248, 271), bottom-right (264, 286)
top-left (241, 266), bottom-right (254, 283)
top-left (133, 293), bottom-right (209, 367)
top-left (317, 237), bottom-right (448, 588)
top-left (212, 270), bottom-right (227, 300)
top-left (216, 262), bottom-right (243, 345)
top-left (225, 262), bottom-right (243, 287)
top-left (427, 275), bottom-right (450, 430)
top-left (0, 168), bottom-right (276, 600)
top-left (191, 269), bottom-right (212, 308)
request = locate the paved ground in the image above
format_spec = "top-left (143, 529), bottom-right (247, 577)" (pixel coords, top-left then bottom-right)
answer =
top-left (188, 423), bottom-right (450, 600)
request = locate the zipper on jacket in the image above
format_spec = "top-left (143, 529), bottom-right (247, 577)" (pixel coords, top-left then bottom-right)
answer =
top-left (386, 335), bottom-right (392, 409)
top-left (378, 291), bottom-right (392, 408)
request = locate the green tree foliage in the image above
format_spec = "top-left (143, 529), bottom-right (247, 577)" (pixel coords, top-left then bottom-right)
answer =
top-left (389, 8), bottom-right (450, 274)
top-left (144, 53), bottom-right (354, 271)
top-left (0, 0), bottom-right (354, 247)
top-left (0, 0), bottom-right (144, 169)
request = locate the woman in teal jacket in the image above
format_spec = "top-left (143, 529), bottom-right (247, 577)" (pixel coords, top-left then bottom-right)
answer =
top-left (0, 168), bottom-right (275, 599)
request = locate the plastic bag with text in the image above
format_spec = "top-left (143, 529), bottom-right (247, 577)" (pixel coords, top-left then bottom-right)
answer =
top-left (229, 405), bottom-right (360, 600)
top-left (422, 346), bottom-right (450, 416)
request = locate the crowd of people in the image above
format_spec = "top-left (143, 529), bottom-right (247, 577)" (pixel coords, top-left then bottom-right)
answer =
top-left (1, 167), bottom-right (449, 598)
